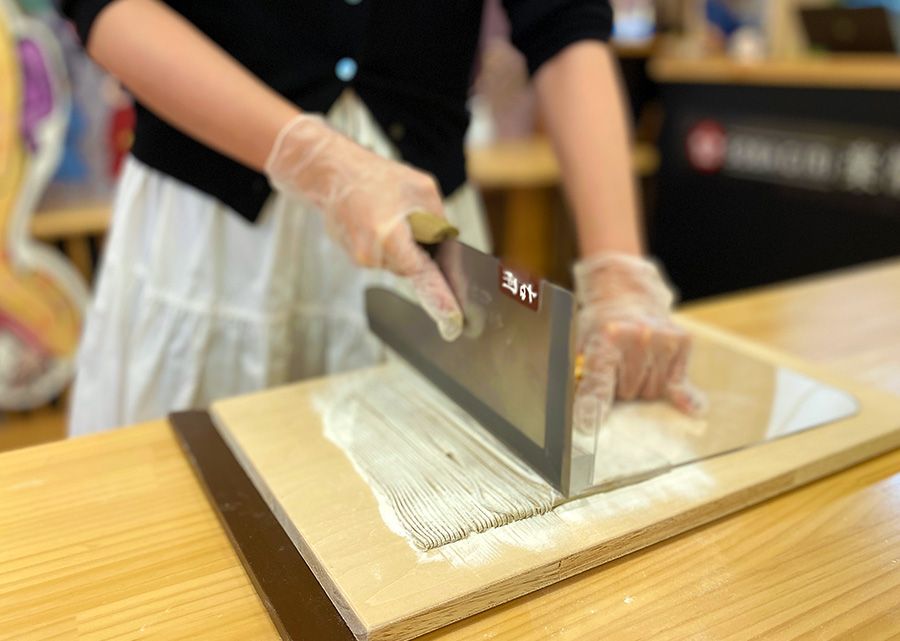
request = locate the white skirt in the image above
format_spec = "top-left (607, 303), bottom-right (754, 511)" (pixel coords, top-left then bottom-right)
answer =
top-left (68, 92), bottom-right (490, 436)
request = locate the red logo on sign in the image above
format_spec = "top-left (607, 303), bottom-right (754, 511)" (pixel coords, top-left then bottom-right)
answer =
top-left (686, 120), bottom-right (728, 174)
top-left (498, 265), bottom-right (540, 311)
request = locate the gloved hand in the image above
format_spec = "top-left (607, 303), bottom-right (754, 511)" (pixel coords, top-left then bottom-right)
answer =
top-left (265, 113), bottom-right (463, 340)
top-left (572, 252), bottom-right (706, 435)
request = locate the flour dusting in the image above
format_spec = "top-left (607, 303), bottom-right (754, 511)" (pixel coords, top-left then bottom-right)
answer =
top-left (315, 360), bottom-right (717, 563)
top-left (315, 361), bottom-right (562, 551)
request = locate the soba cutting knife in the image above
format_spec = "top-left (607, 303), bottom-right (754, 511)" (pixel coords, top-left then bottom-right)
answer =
top-left (365, 214), bottom-right (578, 495)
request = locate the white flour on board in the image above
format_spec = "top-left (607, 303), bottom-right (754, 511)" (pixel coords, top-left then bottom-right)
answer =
top-left (315, 360), bottom-right (715, 565)
top-left (315, 361), bottom-right (562, 551)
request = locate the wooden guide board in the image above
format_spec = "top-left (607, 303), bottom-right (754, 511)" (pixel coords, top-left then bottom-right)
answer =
top-left (210, 318), bottom-right (900, 641)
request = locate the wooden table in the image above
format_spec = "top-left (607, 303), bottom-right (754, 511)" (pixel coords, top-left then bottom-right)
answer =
top-left (2, 259), bottom-right (899, 640)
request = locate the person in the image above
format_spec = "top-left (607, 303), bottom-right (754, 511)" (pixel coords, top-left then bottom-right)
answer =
top-left (60, 0), bottom-right (703, 437)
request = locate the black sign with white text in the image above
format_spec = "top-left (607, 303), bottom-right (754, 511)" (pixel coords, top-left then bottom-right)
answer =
top-left (653, 82), bottom-right (900, 301)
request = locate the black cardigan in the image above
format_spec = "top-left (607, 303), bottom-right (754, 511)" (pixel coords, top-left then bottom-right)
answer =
top-left (61, 0), bottom-right (613, 222)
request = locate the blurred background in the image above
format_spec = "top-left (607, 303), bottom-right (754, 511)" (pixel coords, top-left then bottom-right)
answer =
top-left (2, 0), bottom-right (899, 446)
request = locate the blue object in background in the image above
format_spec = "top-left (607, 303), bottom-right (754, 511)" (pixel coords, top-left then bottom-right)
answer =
top-left (707, 0), bottom-right (744, 37)
top-left (54, 102), bottom-right (89, 182)
top-left (611, 0), bottom-right (656, 42)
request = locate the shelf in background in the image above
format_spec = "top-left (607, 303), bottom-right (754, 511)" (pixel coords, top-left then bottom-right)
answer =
top-left (650, 54), bottom-right (900, 90)
top-left (29, 203), bottom-right (111, 241)
top-left (467, 137), bottom-right (659, 189)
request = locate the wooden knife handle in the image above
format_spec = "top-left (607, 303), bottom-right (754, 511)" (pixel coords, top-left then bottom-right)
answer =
top-left (407, 211), bottom-right (459, 245)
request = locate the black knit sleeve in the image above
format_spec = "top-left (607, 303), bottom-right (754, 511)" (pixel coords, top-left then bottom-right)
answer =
top-left (58, 0), bottom-right (120, 46)
top-left (501, 0), bottom-right (614, 75)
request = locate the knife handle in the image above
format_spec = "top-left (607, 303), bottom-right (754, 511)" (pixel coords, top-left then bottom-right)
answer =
top-left (407, 211), bottom-right (459, 245)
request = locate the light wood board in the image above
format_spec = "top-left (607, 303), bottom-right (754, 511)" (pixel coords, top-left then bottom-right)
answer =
top-left (210, 318), bottom-right (900, 641)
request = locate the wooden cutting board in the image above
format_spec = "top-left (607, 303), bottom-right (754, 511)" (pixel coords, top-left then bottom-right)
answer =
top-left (209, 318), bottom-right (900, 641)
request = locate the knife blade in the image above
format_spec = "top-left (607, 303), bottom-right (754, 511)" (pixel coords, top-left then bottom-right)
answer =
top-left (366, 238), bottom-right (577, 494)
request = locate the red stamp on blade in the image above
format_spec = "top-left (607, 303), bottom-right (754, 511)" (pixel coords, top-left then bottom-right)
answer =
top-left (498, 264), bottom-right (540, 311)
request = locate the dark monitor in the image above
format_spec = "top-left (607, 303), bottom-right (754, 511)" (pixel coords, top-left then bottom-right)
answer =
top-left (800, 7), bottom-right (897, 53)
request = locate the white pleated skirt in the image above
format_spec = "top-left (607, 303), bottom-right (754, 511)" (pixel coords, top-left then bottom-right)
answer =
top-left (68, 92), bottom-right (490, 436)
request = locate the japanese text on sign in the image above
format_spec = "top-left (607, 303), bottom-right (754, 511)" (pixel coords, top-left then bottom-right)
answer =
top-left (689, 120), bottom-right (900, 200)
top-left (499, 266), bottom-right (540, 310)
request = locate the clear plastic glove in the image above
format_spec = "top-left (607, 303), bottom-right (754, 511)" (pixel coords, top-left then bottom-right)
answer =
top-left (265, 113), bottom-right (463, 340)
top-left (573, 252), bottom-right (706, 435)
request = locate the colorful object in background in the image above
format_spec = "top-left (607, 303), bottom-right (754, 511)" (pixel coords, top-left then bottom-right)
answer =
top-left (706, 0), bottom-right (744, 37)
top-left (53, 99), bottom-right (89, 182)
top-left (611, 0), bottom-right (656, 42)
top-left (0, 0), bottom-right (88, 410)
top-left (17, 35), bottom-right (53, 150)
top-left (21, 6), bottom-right (136, 207)
top-left (704, 1), bottom-right (768, 60)
top-left (107, 80), bottom-right (135, 177)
